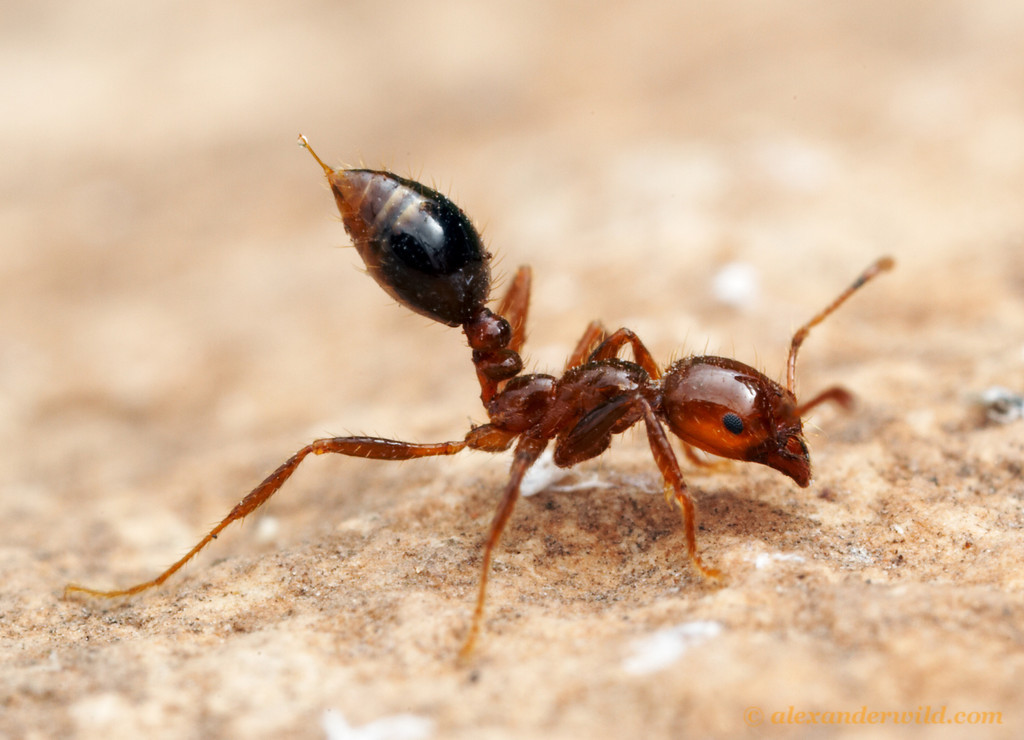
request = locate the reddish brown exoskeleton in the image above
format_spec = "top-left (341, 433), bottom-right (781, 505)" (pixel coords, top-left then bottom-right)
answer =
top-left (66, 136), bottom-right (894, 657)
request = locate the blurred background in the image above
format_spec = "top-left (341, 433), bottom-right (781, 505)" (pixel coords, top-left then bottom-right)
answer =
top-left (5, 0), bottom-right (1022, 459)
top-left (3, 1), bottom-right (1024, 737)
top-left (6, 0), bottom-right (1024, 410)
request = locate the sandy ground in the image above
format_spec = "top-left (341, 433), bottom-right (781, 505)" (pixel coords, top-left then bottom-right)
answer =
top-left (4, 1), bottom-right (1024, 738)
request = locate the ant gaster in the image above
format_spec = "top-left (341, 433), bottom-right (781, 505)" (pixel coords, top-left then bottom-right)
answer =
top-left (66, 136), bottom-right (894, 657)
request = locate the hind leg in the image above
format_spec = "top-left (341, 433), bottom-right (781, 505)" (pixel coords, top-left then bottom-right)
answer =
top-left (495, 266), bottom-right (532, 353)
top-left (65, 436), bottom-right (468, 599)
top-left (565, 320), bottom-right (607, 370)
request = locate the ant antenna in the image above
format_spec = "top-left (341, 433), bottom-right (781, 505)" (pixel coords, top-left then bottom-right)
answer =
top-left (298, 134), bottom-right (333, 176)
top-left (786, 256), bottom-right (894, 394)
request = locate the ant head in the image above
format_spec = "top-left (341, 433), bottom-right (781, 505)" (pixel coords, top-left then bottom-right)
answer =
top-left (661, 256), bottom-right (894, 488)
top-left (661, 357), bottom-right (811, 486)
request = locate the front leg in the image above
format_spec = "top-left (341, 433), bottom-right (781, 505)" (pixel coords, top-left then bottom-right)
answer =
top-left (640, 402), bottom-right (720, 580)
top-left (795, 385), bottom-right (854, 417)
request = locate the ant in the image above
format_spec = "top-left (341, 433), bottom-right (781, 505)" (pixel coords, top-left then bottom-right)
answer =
top-left (65, 136), bottom-right (894, 657)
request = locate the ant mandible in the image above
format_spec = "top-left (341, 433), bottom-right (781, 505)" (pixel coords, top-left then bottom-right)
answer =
top-left (65, 136), bottom-right (894, 657)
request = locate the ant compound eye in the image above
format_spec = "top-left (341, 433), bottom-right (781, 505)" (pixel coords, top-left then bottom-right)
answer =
top-left (722, 412), bottom-right (745, 435)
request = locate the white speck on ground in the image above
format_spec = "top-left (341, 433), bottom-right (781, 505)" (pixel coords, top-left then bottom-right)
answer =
top-left (623, 621), bottom-right (724, 675)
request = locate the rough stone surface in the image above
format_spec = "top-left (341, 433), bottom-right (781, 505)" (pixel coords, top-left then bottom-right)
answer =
top-left (4, 2), bottom-right (1023, 738)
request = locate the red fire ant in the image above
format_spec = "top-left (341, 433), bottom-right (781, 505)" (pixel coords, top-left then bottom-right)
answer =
top-left (65, 136), bottom-right (894, 657)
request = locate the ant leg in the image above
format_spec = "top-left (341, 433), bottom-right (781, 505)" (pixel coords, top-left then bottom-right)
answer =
top-left (65, 436), bottom-right (467, 600)
top-left (465, 423), bottom-right (517, 452)
top-left (795, 386), bottom-right (854, 417)
top-left (459, 435), bottom-right (547, 659)
top-left (495, 266), bottom-right (531, 354)
top-left (640, 402), bottom-right (720, 580)
top-left (565, 321), bottom-right (607, 370)
top-left (589, 328), bottom-right (661, 379)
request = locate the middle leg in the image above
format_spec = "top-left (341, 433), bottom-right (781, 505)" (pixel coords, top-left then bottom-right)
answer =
top-left (459, 434), bottom-right (547, 659)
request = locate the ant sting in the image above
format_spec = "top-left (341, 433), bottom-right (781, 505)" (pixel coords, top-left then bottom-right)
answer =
top-left (65, 136), bottom-right (894, 657)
